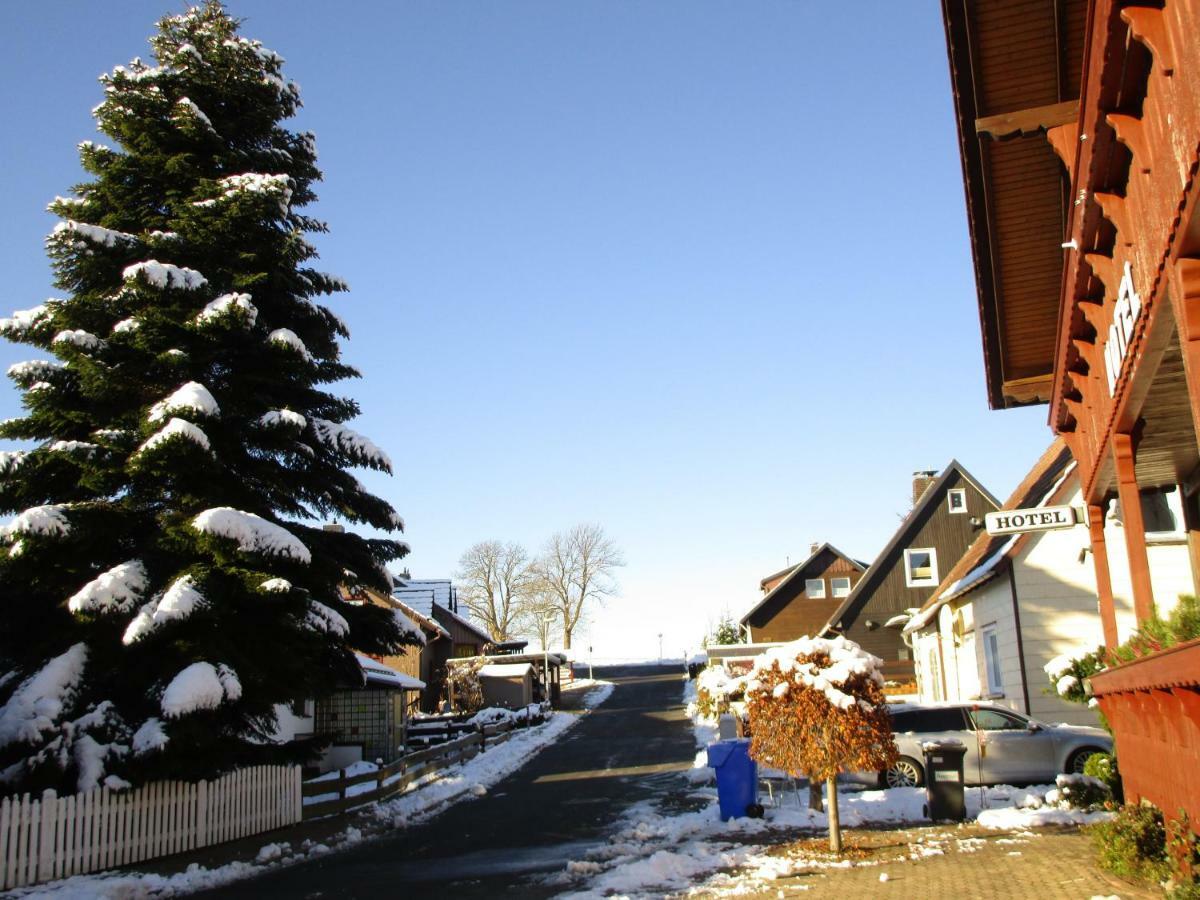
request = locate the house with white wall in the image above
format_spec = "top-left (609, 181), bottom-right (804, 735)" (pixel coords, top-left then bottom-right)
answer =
top-left (904, 439), bottom-right (1193, 726)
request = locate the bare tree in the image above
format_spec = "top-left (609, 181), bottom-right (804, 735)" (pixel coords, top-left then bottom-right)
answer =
top-left (533, 524), bottom-right (624, 650)
top-left (455, 540), bottom-right (533, 641)
top-left (517, 587), bottom-right (561, 650)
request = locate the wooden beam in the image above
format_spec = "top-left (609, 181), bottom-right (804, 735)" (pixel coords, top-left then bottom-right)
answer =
top-left (975, 99), bottom-right (1080, 139)
top-left (1001, 374), bottom-right (1054, 405)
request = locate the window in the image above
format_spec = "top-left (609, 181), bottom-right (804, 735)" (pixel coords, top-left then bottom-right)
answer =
top-left (968, 707), bottom-right (1027, 731)
top-left (890, 707), bottom-right (969, 732)
top-left (1142, 486), bottom-right (1184, 536)
top-left (904, 548), bottom-right (939, 587)
top-left (981, 625), bottom-right (1003, 695)
top-left (831, 577), bottom-right (851, 598)
top-left (947, 489), bottom-right (967, 514)
top-left (453, 643), bottom-right (477, 658)
top-left (805, 578), bottom-right (826, 599)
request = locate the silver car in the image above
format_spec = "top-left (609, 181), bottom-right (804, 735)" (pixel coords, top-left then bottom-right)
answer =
top-left (866, 702), bottom-right (1112, 787)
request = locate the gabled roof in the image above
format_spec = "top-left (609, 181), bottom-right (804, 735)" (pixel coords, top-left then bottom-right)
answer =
top-left (819, 460), bottom-right (1001, 635)
top-left (391, 578), bottom-right (454, 619)
top-left (905, 441), bottom-right (1076, 633)
top-left (360, 585), bottom-right (449, 639)
top-left (433, 602), bottom-right (493, 644)
top-left (740, 543), bottom-right (865, 626)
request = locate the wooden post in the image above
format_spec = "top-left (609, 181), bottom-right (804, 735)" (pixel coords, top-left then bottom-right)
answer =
top-left (1113, 432), bottom-right (1156, 622)
top-left (1087, 504), bottom-right (1121, 649)
top-left (826, 777), bottom-right (841, 853)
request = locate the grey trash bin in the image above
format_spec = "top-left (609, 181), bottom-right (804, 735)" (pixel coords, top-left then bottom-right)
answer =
top-left (921, 739), bottom-right (967, 822)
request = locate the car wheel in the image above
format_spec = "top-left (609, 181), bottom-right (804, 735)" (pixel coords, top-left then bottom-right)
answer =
top-left (1066, 747), bottom-right (1106, 774)
top-left (881, 756), bottom-right (924, 788)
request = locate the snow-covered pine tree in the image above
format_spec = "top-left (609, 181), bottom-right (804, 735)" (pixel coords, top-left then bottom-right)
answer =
top-left (0, 2), bottom-right (416, 794)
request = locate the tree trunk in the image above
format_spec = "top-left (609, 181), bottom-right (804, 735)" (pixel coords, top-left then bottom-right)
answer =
top-left (562, 622), bottom-right (572, 649)
top-left (827, 776), bottom-right (841, 853)
top-left (808, 780), bottom-right (823, 811)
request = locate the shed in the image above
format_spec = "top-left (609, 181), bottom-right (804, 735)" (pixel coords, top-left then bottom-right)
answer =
top-left (478, 662), bottom-right (535, 709)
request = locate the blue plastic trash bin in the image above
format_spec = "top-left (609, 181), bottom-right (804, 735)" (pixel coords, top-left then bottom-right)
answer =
top-left (707, 738), bottom-right (759, 821)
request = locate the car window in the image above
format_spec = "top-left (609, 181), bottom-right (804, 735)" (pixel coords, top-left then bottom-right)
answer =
top-left (969, 708), bottom-right (1027, 730)
top-left (891, 707), bottom-right (968, 732)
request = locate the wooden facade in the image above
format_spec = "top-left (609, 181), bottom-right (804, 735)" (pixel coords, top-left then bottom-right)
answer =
top-left (742, 544), bottom-right (865, 643)
top-left (943, 0), bottom-right (1200, 834)
top-left (821, 463), bottom-right (999, 680)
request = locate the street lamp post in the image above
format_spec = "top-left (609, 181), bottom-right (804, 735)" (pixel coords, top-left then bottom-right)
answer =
top-left (658, 632), bottom-right (663, 662)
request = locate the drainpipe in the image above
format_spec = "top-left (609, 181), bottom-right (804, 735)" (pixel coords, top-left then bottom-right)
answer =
top-left (1007, 560), bottom-right (1032, 714)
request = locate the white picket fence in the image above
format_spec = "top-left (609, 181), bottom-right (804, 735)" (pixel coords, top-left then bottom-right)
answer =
top-left (0, 765), bottom-right (301, 889)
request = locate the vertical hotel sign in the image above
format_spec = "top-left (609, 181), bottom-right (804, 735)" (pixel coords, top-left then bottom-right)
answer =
top-left (1105, 261), bottom-right (1142, 395)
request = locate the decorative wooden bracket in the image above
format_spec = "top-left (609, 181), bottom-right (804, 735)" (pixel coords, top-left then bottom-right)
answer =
top-left (1107, 113), bottom-right (1152, 173)
top-left (1122, 6), bottom-right (1175, 76)
top-left (1047, 122), bottom-right (1080, 171)
top-left (1094, 192), bottom-right (1133, 247)
top-left (1085, 252), bottom-right (1121, 297)
top-left (1077, 299), bottom-right (1107, 332)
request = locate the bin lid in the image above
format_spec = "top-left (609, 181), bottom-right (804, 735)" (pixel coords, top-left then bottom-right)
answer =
top-left (706, 738), bottom-right (750, 768)
top-left (921, 739), bottom-right (966, 752)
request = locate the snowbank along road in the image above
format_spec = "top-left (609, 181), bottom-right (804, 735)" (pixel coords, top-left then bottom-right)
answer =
top-left (202, 664), bottom-right (696, 898)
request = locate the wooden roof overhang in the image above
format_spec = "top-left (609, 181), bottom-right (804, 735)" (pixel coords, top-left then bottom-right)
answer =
top-left (943, 0), bottom-right (1089, 410)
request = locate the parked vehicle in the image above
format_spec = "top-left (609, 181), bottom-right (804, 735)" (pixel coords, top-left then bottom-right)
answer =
top-left (853, 702), bottom-right (1111, 787)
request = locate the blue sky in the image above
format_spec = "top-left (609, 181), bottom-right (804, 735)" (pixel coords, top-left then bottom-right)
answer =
top-left (0, 2), bottom-right (1054, 658)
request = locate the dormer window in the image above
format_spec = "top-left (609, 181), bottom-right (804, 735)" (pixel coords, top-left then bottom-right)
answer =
top-left (947, 489), bottom-right (967, 514)
top-left (805, 579), bottom-right (826, 599)
top-left (904, 548), bottom-right (939, 587)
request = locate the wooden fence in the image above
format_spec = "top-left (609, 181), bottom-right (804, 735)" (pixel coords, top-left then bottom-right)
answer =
top-left (0, 765), bottom-right (301, 890)
top-left (303, 716), bottom-right (535, 819)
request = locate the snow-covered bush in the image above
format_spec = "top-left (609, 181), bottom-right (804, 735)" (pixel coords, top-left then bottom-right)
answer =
top-left (1051, 773), bottom-right (1110, 810)
top-left (444, 657), bottom-right (486, 713)
top-left (693, 664), bottom-right (743, 722)
top-left (1044, 645), bottom-right (1106, 707)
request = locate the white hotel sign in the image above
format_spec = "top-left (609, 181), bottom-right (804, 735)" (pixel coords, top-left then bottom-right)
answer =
top-left (984, 505), bottom-right (1080, 536)
top-left (1105, 261), bottom-right (1142, 395)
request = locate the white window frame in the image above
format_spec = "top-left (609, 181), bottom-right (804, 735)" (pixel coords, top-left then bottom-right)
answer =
top-left (830, 576), bottom-right (851, 598)
top-left (981, 624), bottom-right (1003, 695)
top-left (903, 547), bottom-right (939, 587)
top-left (947, 488), bottom-right (967, 514)
top-left (805, 578), bottom-right (826, 599)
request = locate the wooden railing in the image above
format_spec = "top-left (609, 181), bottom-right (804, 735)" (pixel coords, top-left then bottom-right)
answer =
top-left (301, 716), bottom-right (535, 819)
top-left (0, 765), bottom-right (301, 890)
top-left (1092, 638), bottom-right (1200, 834)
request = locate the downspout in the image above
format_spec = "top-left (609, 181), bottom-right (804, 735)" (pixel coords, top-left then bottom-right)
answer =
top-left (1007, 560), bottom-right (1032, 714)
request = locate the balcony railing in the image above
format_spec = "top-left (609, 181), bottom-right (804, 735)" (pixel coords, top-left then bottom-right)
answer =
top-left (1091, 637), bottom-right (1200, 832)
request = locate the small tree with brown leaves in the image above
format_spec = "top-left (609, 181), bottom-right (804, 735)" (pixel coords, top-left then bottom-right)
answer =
top-left (744, 636), bottom-right (897, 852)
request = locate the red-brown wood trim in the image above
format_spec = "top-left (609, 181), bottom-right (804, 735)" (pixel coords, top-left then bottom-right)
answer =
top-left (1087, 503), bottom-right (1120, 650)
top-left (1112, 432), bottom-right (1155, 623)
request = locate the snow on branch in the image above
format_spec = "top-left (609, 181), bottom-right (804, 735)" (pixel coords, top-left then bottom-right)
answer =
top-left (7, 360), bottom-right (65, 383)
top-left (52, 329), bottom-right (105, 351)
top-left (160, 662), bottom-right (241, 718)
top-left (50, 220), bottom-right (137, 249)
top-left (0, 451), bottom-right (28, 475)
top-left (0, 305), bottom-right (50, 337)
top-left (266, 328), bottom-right (312, 361)
top-left (305, 600), bottom-right (349, 637)
top-left (123, 575), bottom-right (206, 644)
top-left (308, 417), bottom-right (392, 472)
top-left (122, 260), bottom-right (207, 291)
top-left (147, 381), bottom-right (220, 422)
top-left (132, 717), bottom-right (168, 755)
top-left (0, 643), bottom-right (88, 745)
top-left (259, 577), bottom-right (292, 593)
top-left (134, 417), bottom-right (212, 457)
top-left (1, 504), bottom-right (72, 539)
top-left (745, 635), bottom-right (886, 712)
top-left (173, 97), bottom-right (216, 133)
top-left (194, 292), bottom-right (257, 328)
top-left (258, 409), bottom-right (306, 430)
top-left (192, 507), bottom-right (312, 563)
top-left (194, 173), bottom-right (292, 215)
top-left (68, 560), bottom-right (148, 615)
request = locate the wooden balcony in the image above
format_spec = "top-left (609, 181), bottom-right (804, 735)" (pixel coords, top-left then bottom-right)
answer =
top-left (1090, 638), bottom-right (1200, 831)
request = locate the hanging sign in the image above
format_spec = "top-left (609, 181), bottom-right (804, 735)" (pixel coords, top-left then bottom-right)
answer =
top-left (984, 505), bottom-right (1080, 536)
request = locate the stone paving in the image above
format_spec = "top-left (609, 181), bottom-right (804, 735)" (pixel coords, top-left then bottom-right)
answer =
top-left (689, 824), bottom-right (1162, 899)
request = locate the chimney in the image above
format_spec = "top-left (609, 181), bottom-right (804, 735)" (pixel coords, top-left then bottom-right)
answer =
top-left (323, 523), bottom-right (345, 533)
top-left (911, 470), bottom-right (939, 506)
top-left (810, 542), bottom-right (821, 555)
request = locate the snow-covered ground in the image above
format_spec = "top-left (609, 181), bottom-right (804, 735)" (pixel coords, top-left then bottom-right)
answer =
top-left (10, 682), bottom-right (615, 898)
top-left (547, 676), bottom-right (1113, 899)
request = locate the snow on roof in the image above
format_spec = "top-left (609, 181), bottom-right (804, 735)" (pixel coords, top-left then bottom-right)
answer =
top-left (478, 663), bottom-right (533, 678)
top-left (354, 653), bottom-right (424, 691)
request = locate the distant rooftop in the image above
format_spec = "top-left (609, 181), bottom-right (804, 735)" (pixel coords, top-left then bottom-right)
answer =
top-left (391, 577), bottom-right (456, 620)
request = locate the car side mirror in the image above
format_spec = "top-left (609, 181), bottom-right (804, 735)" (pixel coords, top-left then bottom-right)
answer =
top-left (1027, 723), bottom-right (1043, 733)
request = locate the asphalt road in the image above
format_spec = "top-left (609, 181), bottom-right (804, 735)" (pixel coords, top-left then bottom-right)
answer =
top-left (203, 664), bottom-right (697, 899)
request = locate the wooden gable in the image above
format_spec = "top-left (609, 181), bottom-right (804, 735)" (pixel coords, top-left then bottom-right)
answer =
top-left (743, 545), bottom-right (865, 643)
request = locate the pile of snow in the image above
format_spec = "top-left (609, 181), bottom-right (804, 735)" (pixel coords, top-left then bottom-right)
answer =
top-left (744, 635), bottom-right (886, 711)
top-left (122, 260), bottom-right (207, 291)
top-left (68, 560), bottom-right (149, 614)
top-left (161, 661), bottom-right (241, 717)
top-left (148, 381), bottom-right (220, 422)
top-left (192, 507), bottom-right (311, 563)
top-left (466, 703), bottom-right (548, 727)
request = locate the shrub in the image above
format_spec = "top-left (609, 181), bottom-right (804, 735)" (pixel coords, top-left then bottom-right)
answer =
top-left (1054, 773), bottom-right (1109, 810)
top-left (1109, 595), bottom-right (1200, 664)
top-left (1082, 751), bottom-right (1122, 804)
top-left (1092, 804), bottom-right (1172, 884)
